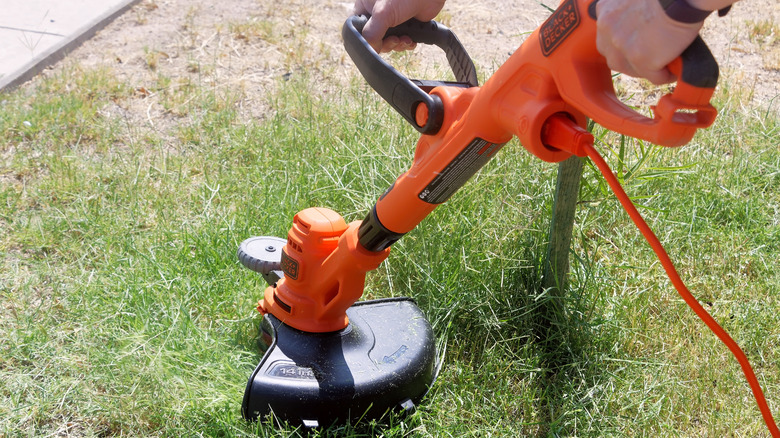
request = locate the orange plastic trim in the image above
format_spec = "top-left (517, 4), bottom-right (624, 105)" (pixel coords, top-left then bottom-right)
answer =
top-left (258, 208), bottom-right (390, 332)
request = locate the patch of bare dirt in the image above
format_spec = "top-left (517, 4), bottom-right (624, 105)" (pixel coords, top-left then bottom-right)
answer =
top-left (26, 0), bottom-right (780, 133)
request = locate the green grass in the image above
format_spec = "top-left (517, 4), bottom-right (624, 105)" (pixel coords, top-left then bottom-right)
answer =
top-left (1, 55), bottom-right (778, 437)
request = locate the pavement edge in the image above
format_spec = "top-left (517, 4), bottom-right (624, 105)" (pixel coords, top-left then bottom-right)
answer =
top-left (0, 0), bottom-right (143, 92)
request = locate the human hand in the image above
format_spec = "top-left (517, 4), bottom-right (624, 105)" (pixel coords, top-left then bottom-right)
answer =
top-left (595, 0), bottom-right (706, 84)
top-left (353, 0), bottom-right (446, 52)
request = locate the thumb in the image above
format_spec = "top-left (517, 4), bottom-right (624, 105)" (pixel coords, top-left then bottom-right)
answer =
top-left (361, 15), bottom-right (388, 52)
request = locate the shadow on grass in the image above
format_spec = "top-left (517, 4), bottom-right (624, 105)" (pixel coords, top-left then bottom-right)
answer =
top-left (529, 280), bottom-right (602, 437)
top-left (527, 244), bottom-right (612, 437)
top-left (453, 231), bottom-right (610, 436)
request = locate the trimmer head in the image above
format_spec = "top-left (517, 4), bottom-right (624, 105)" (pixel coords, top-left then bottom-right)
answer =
top-left (238, 235), bottom-right (437, 427)
top-left (241, 298), bottom-right (437, 427)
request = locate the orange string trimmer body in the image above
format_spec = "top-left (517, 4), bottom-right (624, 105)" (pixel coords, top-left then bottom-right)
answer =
top-left (255, 0), bottom-right (778, 434)
top-left (259, 0), bottom-right (716, 333)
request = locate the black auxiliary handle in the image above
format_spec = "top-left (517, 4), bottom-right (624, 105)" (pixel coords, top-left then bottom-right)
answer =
top-left (342, 15), bottom-right (479, 135)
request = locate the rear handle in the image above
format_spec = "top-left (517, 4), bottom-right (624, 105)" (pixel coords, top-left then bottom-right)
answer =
top-left (587, 0), bottom-right (718, 90)
top-left (581, 0), bottom-right (719, 145)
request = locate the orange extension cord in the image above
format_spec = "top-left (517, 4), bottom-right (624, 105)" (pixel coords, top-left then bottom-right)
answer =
top-left (584, 143), bottom-right (779, 436)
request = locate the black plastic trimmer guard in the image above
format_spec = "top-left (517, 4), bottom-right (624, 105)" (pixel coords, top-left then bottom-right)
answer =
top-left (242, 298), bottom-right (437, 428)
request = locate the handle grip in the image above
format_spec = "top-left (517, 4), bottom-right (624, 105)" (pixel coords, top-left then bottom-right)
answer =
top-left (576, 0), bottom-right (719, 146)
top-left (342, 15), bottom-right (478, 135)
top-left (674, 35), bottom-right (719, 88)
top-left (652, 35), bottom-right (719, 129)
top-left (586, 0), bottom-right (719, 90)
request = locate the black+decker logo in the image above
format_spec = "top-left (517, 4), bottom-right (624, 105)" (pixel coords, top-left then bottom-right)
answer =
top-left (280, 250), bottom-right (299, 280)
top-left (540, 0), bottom-right (580, 56)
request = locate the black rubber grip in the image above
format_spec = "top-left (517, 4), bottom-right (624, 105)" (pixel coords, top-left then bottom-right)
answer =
top-left (383, 19), bottom-right (478, 87)
top-left (342, 15), bottom-right (478, 135)
top-left (357, 206), bottom-right (405, 252)
top-left (679, 36), bottom-right (719, 88)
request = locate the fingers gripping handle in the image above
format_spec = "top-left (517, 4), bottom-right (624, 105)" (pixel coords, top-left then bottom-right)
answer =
top-left (383, 19), bottom-right (479, 88)
top-left (585, 0), bottom-right (719, 91)
top-left (342, 15), bottom-right (478, 135)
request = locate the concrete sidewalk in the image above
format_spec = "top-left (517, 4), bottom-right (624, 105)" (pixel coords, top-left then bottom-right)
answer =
top-left (0, 0), bottom-right (141, 91)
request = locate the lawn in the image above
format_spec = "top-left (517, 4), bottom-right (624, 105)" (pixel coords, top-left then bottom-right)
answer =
top-left (1, 42), bottom-right (779, 437)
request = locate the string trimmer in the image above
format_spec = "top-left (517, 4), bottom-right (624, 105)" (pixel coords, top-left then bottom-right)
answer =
top-left (237, 0), bottom-right (779, 434)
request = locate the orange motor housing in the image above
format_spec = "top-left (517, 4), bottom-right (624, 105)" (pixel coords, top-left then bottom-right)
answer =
top-left (257, 208), bottom-right (390, 333)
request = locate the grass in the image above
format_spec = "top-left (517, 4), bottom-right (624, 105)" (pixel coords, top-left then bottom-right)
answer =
top-left (1, 44), bottom-right (779, 437)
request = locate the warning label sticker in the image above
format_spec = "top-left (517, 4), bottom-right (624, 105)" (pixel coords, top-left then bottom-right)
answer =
top-left (539, 0), bottom-right (580, 57)
top-left (418, 138), bottom-right (505, 205)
